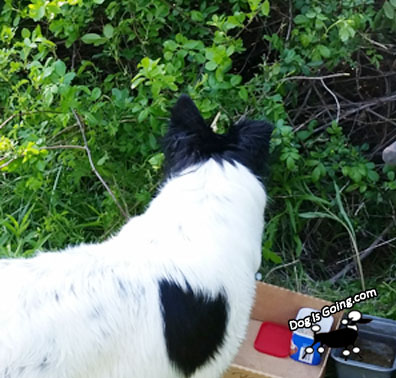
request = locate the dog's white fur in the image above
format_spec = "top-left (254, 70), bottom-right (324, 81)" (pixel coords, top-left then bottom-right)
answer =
top-left (0, 159), bottom-right (266, 378)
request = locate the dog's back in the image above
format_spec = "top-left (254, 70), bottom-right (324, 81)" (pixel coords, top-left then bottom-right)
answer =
top-left (0, 95), bottom-right (272, 378)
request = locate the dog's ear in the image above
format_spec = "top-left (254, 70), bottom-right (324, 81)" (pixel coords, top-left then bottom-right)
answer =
top-left (228, 119), bottom-right (273, 175)
top-left (169, 94), bottom-right (208, 132)
top-left (232, 119), bottom-right (273, 154)
top-left (163, 94), bottom-right (214, 176)
top-left (357, 318), bottom-right (372, 324)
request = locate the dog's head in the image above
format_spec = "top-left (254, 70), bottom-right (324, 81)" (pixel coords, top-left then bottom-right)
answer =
top-left (342, 310), bottom-right (372, 326)
top-left (163, 94), bottom-right (273, 177)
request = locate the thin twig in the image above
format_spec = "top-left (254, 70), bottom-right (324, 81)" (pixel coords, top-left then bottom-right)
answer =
top-left (0, 157), bottom-right (18, 169)
top-left (281, 72), bottom-right (350, 82)
top-left (1, 110), bottom-right (64, 131)
top-left (210, 112), bottom-right (221, 133)
top-left (359, 32), bottom-right (391, 51)
top-left (235, 9), bottom-right (261, 39)
top-left (366, 108), bottom-right (396, 128)
top-left (286, 0), bottom-right (293, 41)
top-left (292, 84), bottom-right (312, 124)
top-left (329, 222), bottom-right (395, 284)
top-left (264, 259), bottom-right (299, 280)
top-left (48, 123), bottom-right (79, 143)
top-left (71, 109), bottom-right (129, 219)
top-left (0, 114), bottom-right (17, 130)
top-left (320, 78), bottom-right (341, 124)
top-left (349, 227), bottom-right (365, 290)
top-left (315, 92), bottom-right (396, 131)
top-left (294, 109), bottom-right (328, 132)
top-left (336, 236), bottom-right (396, 266)
top-left (312, 82), bottom-right (334, 121)
top-left (39, 145), bottom-right (86, 151)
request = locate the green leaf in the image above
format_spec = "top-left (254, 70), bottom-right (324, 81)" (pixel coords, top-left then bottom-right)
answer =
top-left (226, 45), bottom-right (235, 56)
top-left (383, 1), bottom-right (395, 20)
top-left (339, 26), bottom-right (349, 42)
top-left (164, 40), bottom-right (178, 51)
top-left (261, 0), bottom-right (270, 16)
top-left (205, 61), bottom-right (217, 71)
top-left (81, 33), bottom-right (106, 45)
top-left (97, 152), bottom-right (109, 166)
top-left (103, 24), bottom-right (114, 39)
top-left (294, 15), bottom-right (308, 24)
top-left (391, 0), bottom-right (396, 7)
top-left (138, 108), bottom-right (149, 122)
top-left (91, 87), bottom-right (101, 101)
top-left (248, 0), bottom-right (260, 12)
top-left (148, 133), bottom-right (157, 149)
top-left (286, 156), bottom-right (295, 170)
top-left (299, 211), bottom-right (337, 220)
top-left (215, 67), bottom-right (224, 82)
top-left (367, 170), bottom-right (380, 182)
top-left (306, 10), bottom-right (316, 19)
top-left (286, 200), bottom-right (296, 232)
top-left (239, 87), bottom-right (248, 101)
top-left (21, 28), bottom-right (30, 39)
top-left (131, 77), bottom-right (145, 89)
top-left (28, 4), bottom-right (45, 21)
top-left (164, 51), bottom-right (173, 60)
top-left (384, 2), bottom-right (395, 19)
top-left (148, 153), bottom-right (164, 170)
top-left (312, 165), bottom-right (321, 182)
top-left (230, 75), bottom-right (242, 86)
top-left (338, 22), bottom-right (356, 42)
top-left (297, 130), bottom-right (311, 141)
top-left (333, 182), bottom-right (354, 236)
top-left (300, 33), bottom-right (312, 47)
top-left (54, 60), bottom-right (66, 76)
top-left (93, 0), bottom-right (105, 3)
top-left (184, 40), bottom-right (201, 49)
top-left (140, 57), bottom-right (151, 69)
top-left (265, 249), bottom-right (282, 264)
top-left (318, 45), bottom-right (331, 58)
top-left (294, 235), bottom-right (303, 256)
top-left (190, 10), bottom-right (204, 22)
top-left (63, 72), bottom-right (75, 84)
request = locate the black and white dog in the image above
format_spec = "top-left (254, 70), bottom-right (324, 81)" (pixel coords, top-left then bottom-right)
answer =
top-left (0, 95), bottom-right (272, 378)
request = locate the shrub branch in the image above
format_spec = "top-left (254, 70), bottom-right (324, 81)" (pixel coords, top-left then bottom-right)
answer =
top-left (329, 222), bottom-right (394, 284)
top-left (71, 109), bottom-right (129, 220)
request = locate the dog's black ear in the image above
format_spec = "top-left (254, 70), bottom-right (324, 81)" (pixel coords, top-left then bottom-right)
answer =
top-left (163, 94), bottom-right (215, 176)
top-left (228, 119), bottom-right (273, 175)
top-left (233, 119), bottom-right (273, 152)
top-left (357, 318), bottom-right (372, 324)
top-left (170, 94), bottom-right (207, 132)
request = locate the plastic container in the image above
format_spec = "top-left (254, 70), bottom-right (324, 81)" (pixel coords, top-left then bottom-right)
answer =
top-left (290, 307), bottom-right (334, 365)
top-left (254, 322), bottom-right (292, 357)
top-left (331, 314), bottom-right (396, 378)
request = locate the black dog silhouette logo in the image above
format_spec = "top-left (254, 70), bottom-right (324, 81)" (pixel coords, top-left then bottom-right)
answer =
top-left (302, 310), bottom-right (372, 360)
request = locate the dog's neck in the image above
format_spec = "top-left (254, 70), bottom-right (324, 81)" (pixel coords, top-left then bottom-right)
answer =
top-left (148, 159), bottom-right (266, 225)
top-left (114, 159), bottom-right (266, 273)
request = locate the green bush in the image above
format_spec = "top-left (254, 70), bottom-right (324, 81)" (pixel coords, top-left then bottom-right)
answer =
top-left (1, 0), bottom-right (395, 304)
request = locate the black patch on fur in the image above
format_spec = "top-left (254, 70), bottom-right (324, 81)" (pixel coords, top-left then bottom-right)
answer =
top-left (159, 279), bottom-right (228, 377)
top-left (163, 94), bottom-right (273, 177)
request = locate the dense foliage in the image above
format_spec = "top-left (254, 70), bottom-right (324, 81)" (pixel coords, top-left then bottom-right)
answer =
top-left (1, 0), bottom-right (395, 319)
